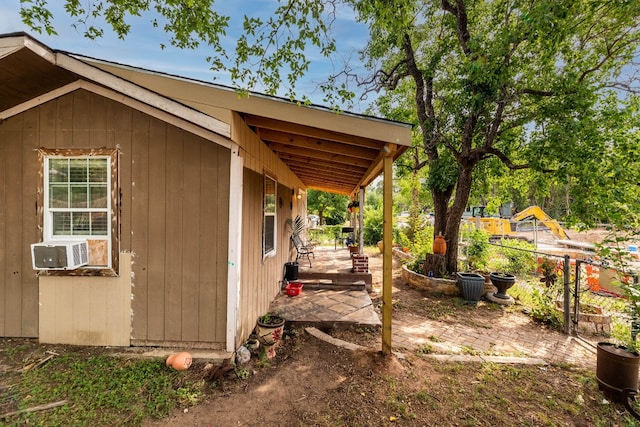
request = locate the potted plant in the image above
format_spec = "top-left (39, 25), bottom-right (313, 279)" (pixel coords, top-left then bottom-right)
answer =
top-left (286, 214), bottom-right (306, 239)
top-left (488, 272), bottom-right (516, 300)
top-left (256, 313), bottom-right (285, 347)
top-left (594, 235), bottom-right (640, 420)
top-left (455, 272), bottom-right (486, 304)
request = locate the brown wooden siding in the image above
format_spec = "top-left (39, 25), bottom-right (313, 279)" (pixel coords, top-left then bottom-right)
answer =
top-left (0, 107), bottom-right (40, 337)
top-left (237, 169), bottom-right (294, 345)
top-left (0, 88), bottom-right (230, 346)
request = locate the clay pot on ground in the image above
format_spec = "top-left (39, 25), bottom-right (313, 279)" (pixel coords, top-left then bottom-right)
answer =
top-left (256, 314), bottom-right (285, 347)
top-left (166, 351), bottom-right (192, 371)
top-left (256, 314), bottom-right (285, 359)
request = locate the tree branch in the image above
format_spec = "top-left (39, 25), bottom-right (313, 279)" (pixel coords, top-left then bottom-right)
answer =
top-left (482, 147), bottom-right (529, 170)
top-left (440, 0), bottom-right (471, 55)
top-left (517, 88), bottom-right (556, 97)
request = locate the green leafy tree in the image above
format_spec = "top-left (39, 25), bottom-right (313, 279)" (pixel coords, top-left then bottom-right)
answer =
top-left (352, 0), bottom-right (640, 272)
top-left (307, 189), bottom-right (348, 225)
top-left (19, 0), bottom-right (337, 101)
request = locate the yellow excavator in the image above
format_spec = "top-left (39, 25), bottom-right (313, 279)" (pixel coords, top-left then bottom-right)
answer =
top-left (510, 206), bottom-right (569, 240)
top-left (465, 205), bottom-right (569, 240)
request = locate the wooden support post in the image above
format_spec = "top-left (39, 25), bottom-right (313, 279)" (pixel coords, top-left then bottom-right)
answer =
top-left (358, 187), bottom-right (365, 254)
top-left (382, 145), bottom-right (395, 354)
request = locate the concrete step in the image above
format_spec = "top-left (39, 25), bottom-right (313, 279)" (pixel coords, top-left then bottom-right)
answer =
top-left (297, 271), bottom-right (372, 284)
top-left (293, 281), bottom-right (367, 291)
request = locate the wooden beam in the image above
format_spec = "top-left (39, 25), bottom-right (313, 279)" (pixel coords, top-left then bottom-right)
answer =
top-left (267, 142), bottom-right (373, 168)
top-left (294, 180), bottom-right (359, 194)
top-left (288, 164), bottom-right (363, 183)
top-left (306, 183), bottom-right (352, 195)
top-left (296, 174), bottom-right (359, 189)
top-left (285, 158), bottom-right (368, 175)
top-left (259, 128), bottom-right (379, 160)
top-left (245, 115), bottom-right (383, 150)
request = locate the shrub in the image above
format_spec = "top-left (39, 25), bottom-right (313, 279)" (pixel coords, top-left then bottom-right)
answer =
top-left (408, 224), bottom-right (434, 256)
top-left (363, 206), bottom-right (383, 245)
top-left (499, 239), bottom-right (537, 274)
top-left (467, 229), bottom-right (490, 271)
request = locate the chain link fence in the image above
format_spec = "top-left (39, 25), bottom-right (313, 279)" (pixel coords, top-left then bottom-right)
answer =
top-left (487, 241), bottom-right (639, 347)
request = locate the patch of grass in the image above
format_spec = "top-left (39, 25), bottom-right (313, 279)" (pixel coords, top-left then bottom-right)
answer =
top-left (9, 353), bottom-right (204, 426)
top-left (461, 345), bottom-right (480, 355)
top-left (391, 299), bottom-right (405, 310)
top-left (418, 298), bottom-right (456, 319)
top-left (416, 343), bottom-right (434, 355)
top-left (235, 367), bottom-right (250, 380)
top-left (3, 343), bottom-right (30, 360)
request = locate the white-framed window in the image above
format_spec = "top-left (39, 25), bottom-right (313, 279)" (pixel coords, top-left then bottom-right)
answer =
top-left (40, 149), bottom-right (117, 272)
top-left (263, 174), bottom-right (277, 258)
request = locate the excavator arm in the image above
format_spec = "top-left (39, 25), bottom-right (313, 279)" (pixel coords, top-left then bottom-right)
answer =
top-left (511, 206), bottom-right (569, 240)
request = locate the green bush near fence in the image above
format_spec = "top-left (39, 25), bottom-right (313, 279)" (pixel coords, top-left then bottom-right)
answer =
top-left (498, 239), bottom-right (538, 274)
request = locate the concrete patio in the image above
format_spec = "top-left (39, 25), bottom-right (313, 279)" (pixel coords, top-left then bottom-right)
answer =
top-left (268, 245), bottom-right (600, 368)
top-left (269, 246), bottom-right (381, 329)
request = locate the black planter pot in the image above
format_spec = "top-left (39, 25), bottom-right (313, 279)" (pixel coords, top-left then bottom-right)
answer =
top-left (456, 272), bottom-right (485, 304)
top-left (489, 272), bottom-right (516, 299)
top-left (597, 342), bottom-right (640, 420)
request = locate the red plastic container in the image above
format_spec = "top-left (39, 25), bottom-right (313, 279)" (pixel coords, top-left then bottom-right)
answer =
top-left (285, 282), bottom-right (303, 297)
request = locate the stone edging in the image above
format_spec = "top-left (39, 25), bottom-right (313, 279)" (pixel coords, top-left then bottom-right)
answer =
top-left (400, 265), bottom-right (497, 296)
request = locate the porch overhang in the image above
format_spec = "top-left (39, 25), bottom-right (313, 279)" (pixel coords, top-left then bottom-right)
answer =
top-left (76, 54), bottom-right (413, 196)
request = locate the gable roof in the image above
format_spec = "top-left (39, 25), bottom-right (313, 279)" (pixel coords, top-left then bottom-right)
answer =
top-left (0, 32), bottom-right (412, 195)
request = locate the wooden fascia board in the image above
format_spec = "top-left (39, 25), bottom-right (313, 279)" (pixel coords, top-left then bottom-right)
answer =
top-left (292, 168), bottom-right (358, 185)
top-left (301, 180), bottom-right (359, 194)
top-left (352, 143), bottom-right (401, 197)
top-left (288, 164), bottom-right (365, 181)
top-left (77, 58), bottom-right (413, 145)
top-left (0, 81), bottom-right (82, 120)
top-left (306, 183), bottom-right (351, 195)
top-left (0, 35), bottom-right (55, 63)
top-left (0, 80), bottom-right (234, 150)
top-left (285, 158), bottom-right (367, 175)
top-left (54, 53), bottom-right (231, 139)
top-left (0, 45), bottom-right (22, 60)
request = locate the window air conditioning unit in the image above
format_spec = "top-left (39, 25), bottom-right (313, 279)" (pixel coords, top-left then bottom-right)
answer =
top-left (31, 240), bottom-right (89, 270)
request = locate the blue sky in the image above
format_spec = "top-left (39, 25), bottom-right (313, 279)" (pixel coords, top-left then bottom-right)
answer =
top-left (1, 0), bottom-right (373, 111)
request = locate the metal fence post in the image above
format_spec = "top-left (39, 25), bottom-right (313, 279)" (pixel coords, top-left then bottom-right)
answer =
top-left (563, 254), bottom-right (571, 335)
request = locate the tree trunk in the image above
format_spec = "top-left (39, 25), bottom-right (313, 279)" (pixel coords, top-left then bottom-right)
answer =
top-left (432, 164), bottom-right (475, 274)
top-left (407, 170), bottom-right (420, 243)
